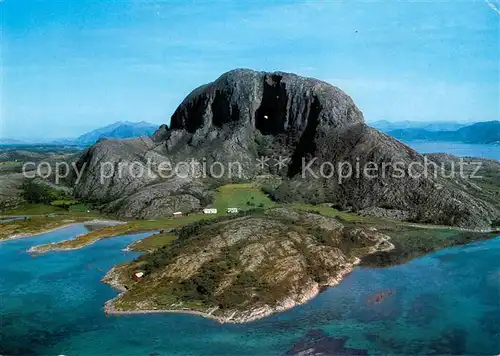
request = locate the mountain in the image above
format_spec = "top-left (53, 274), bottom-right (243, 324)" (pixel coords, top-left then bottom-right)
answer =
top-left (388, 121), bottom-right (500, 144)
top-left (0, 139), bottom-right (27, 145)
top-left (1, 122), bottom-right (159, 146)
top-left (75, 121), bottom-right (159, 145)
top-left (72, 69), bottom-right (500, 229)
top-left (370, 120), bottom-right (469, 133)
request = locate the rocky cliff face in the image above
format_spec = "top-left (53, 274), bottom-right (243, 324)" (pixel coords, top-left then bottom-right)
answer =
top-left (74, 69), bottom-right (500, 229)
top-left (152, 69), bottom-right (365, 177)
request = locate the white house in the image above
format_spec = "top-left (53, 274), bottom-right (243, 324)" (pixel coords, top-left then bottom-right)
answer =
top-left (173, 211), bottom-right (183, 217)
top-left (227, 207), bottom-right (238, 214)
top-left (203, 208), bottom-right (218, 214)
top-left (133, 271), bottom-right (144, 281)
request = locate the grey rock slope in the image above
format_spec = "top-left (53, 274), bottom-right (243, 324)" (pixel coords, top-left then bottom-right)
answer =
top-left (73, 69), bottom-right (500, 229)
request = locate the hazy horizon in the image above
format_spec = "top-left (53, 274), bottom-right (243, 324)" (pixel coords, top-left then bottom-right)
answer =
top-left (2, 1), bottom-right (498, 140)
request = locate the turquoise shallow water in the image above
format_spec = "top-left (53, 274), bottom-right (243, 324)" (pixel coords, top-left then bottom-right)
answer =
top-left (0, 225), bottom-right (499, 355)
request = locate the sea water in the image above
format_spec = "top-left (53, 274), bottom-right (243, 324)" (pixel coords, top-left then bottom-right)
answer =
top-left (0, 224), bottom-right (499, 355)
top-left (402, 141), bottom-right (500, 161)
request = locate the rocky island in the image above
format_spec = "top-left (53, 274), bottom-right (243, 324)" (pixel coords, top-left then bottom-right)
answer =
top-left (103, 208), bottom-right (394, 323)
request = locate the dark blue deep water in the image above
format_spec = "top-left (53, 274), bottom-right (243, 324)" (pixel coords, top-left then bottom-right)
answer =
top-left (0, 224), bottom-right (499, 355)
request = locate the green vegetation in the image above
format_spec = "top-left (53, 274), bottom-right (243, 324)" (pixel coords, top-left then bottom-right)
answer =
top-left (176, 210), bottom-right (263, 240)
top-left (0, 188), bottom-right (101, 241)
top-left (0, 162), bottom-right (23, 175)
top-left (105, 207), bottom-right (500, 322)
top-left (29, 212), bottom-right (221, 253)
top-left (213, 183), bottom-right (275, 213)
top-left (24, 183), bottom-right (276, 253)
top-left (0, 214), bottom-right (96, 241)
top-left (106, 209), bottom-right (393, 320)
top-left (0, 161), bottom-right (22, 169)
top-left (50, 199), bottom-right (80, 210)
top-left (6, 199), bottom-right (90, 215)
top-left (68, 203), bottom-right (91, 213)
top-left (361, 227), bottom-right (498, 268)
top-left (7, 180), bottom-right (92, 214)
top-left (3, 203), bottom-right (67, 216)
top-left (8, 185), bottom-right (333, 253)
top-left (170, 246), bottom-right (273, 309)
top-left (21, 180), bottom-right (69, 205)
top-left (12, 179), bottom-right (499, 269)
top-left (118, 221), bottom-right (268, 310)
top-left (127, 232), bottom-right (177, 253)
top-left (289, 203), bottom-right (365, 222)
top-left (0, 145), bottom-right (81, 163)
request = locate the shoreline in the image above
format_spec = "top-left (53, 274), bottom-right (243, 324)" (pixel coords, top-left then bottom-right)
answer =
top-left (1, 218), bottom-right (124, 243)
top-left (5, 223), bottom-right (80, 242)
top-left (401, 222), bottom-right (500, 234)
top-left (102, 237), bottom-right (396, 324)
top-left (103, 300), bottom-right (225, 323)
top-left (102, 262), bottom-right (359, 324)
top-left (26, 219), bottom-right (127, 253)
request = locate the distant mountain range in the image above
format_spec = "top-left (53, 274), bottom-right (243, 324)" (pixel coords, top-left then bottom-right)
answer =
top-left (74, 121), bottom-right (158, 145)
top-left (3, 120), bottom-right (497, 146)
top-left (1, 121), bottom-right (159, 146)
top-left (386, 121), bottom-right (500, 144)
top-left (369, 120), bottom-right (470, 133)
top-left (0, 138), bottom-right (27, 145)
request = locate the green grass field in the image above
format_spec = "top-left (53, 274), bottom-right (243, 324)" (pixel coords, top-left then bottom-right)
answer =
top-left (68, 203), bottom-right (92, 212)
top-left (3, 203), bottom-right (68, 216)
top-left (213, 183), bottom-right (275, 213)
top-left (288, 203), bottom-right (364, 222)
top-left (3, 202), bottom-right (96, 216)
top-left (127, 232), bottom-right (177, 253)
top-left (0, 161), bottom-right (22, 166)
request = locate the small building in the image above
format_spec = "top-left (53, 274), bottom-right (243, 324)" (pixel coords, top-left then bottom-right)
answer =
top-left (203, 208), bottom-right (218, 214)
top-left (173, 211), bottom-right (183, 217)
top-left (227, 207), bottom-right (238, 214)
top-left (133, 272), bottom-right (144, 281)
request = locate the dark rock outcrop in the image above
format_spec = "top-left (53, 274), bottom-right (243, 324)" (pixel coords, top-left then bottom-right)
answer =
top-left (73, 69), bottom-right (500, 229)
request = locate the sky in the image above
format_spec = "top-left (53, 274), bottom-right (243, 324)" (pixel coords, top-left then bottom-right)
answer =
top-left (1, 0), bottom-right (499, 140)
